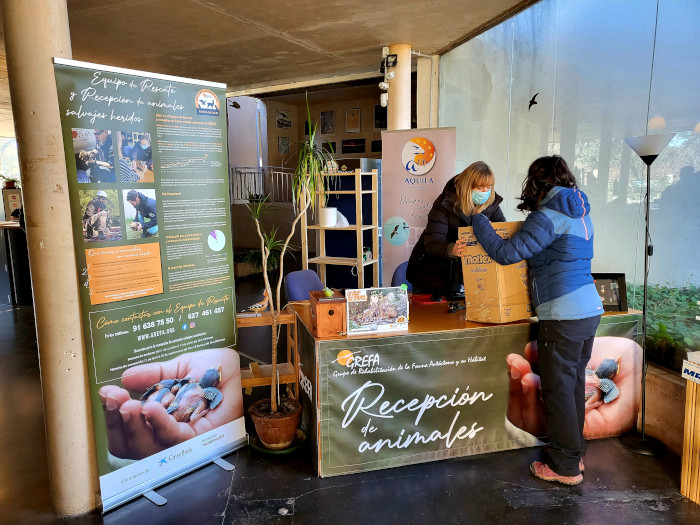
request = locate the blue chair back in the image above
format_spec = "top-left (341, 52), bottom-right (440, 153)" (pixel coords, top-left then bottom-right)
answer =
top-left (284, 269), bottom-right (324, 301)
top-left (391, 261), bottom-right (412, 291)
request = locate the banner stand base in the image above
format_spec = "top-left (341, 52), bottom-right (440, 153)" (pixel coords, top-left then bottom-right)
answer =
top-left (143, 490), bottom-right (167, 506)
top-left (213, 457), bottom-right (235, 471)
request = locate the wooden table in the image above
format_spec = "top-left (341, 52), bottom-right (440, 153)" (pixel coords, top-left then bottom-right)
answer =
top-left (290, 299), bottom-right (642, 477)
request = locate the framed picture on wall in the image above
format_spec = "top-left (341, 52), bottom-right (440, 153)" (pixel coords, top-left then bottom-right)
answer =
top-left (374, 104), bottom-right (387, 131)
top-left (591, 273), bottom-right (628, 312)
top-left (341, 138), bottom-right (365, 154)
top-left (345, 108), bottom-right (361, 133)
top-left (275, 109), bottom-right (292, 129)
top-left (320, 110), bottom-right (335, 135)
top-left (278, 136), bottom-right (290, 155)
top-left (371, 140), bottom-right (382, 153)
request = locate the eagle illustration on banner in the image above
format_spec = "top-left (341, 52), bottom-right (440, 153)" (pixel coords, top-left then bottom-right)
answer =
top-left (401, 137), bottom-right (436, 175)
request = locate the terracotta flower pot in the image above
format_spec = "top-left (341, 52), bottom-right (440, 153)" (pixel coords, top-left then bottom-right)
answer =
top-left (249, 397), bottom-right (302, 450)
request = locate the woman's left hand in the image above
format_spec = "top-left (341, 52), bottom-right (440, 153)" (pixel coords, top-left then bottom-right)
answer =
top-left (451, 240), bottom-right (467, 257)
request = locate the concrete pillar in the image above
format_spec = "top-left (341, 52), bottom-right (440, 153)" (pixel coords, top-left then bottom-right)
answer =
top-left (416, 57), bottom-right (431, 129)
top-left (387, 44), bottom-right (412, 131)
top-left (2, 0), bottom-right (99, 516)
top-left (416, 55), bottom-right (440, 129)
top-left (429, 55), bottom-right (439, 129)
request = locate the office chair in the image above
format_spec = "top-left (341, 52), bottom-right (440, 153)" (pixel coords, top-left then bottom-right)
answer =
top-left (284, 269), bottom-right (324, 301)
top-left (390, 261), bottom-right (412, 291)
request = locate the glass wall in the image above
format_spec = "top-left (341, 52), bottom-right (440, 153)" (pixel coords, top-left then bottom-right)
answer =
top-left (440, 0), bottom-right (700, 370)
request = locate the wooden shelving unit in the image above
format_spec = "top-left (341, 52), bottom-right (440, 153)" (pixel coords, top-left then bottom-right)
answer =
top-left (301, 168), bottom-right (379, 289)
top-left (237, 306), bottom-right (298, 400)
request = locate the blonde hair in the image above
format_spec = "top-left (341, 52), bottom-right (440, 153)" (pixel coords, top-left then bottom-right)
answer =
top-left (455, 161), bottom-right (495, 216)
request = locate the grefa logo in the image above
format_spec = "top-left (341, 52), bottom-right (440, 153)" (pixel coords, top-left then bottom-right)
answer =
top-left (334, 350), bottom-right (379, 369)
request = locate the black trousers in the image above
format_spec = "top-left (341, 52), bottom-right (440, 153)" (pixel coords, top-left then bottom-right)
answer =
top-left (537, 315), bottom-right (601, 476)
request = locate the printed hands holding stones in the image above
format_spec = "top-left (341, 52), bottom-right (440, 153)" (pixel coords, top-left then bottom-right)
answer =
top-left (98, 348), bottom-right (243, 460)
top-left (506, 336), bottom-right (641, 440)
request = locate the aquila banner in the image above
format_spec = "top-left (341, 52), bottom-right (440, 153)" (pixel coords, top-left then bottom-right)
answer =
top-left (53, 59), bottom-right (245, 511)
top-left (380, 128), bottom-right (456, 285)
top-left (314, 315), bottom-right (641, 476)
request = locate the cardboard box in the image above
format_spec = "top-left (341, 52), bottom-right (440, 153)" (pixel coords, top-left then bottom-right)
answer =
top-left (458, 221), bottom-right (533, 323)
top-left (309, 290), bottom-right (347, 337)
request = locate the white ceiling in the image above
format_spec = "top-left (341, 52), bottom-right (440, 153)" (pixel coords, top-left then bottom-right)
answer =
top-left (0, 0), bottom-right (533, 137)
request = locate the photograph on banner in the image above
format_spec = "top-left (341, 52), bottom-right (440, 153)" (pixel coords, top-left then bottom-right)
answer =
top-left (98, 347), bottom-right (243, 461)
top-left (72, 128), bottom-right (116, 183)
top-left (80, 189), bottom-right (122, 243)
top-left (54, 59), bottom-right (242, 511)
top-left (511, 337), bottom-right (641, 440)
top-left (123, 188), bottom-right (158, 239)
top-left (345, 286), bottom-right (409, 335)
top-left (117, 131), bottom-right (154, 183)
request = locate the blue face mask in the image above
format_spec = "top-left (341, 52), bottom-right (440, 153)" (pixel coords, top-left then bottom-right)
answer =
top-left (141, 143), bottom-right (150, 149)
top-left (472, 189), bottom-right (492, 205)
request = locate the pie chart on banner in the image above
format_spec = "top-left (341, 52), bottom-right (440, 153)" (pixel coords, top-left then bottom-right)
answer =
top-left (384, 216), bottom-right (410, 246)
top-left (208, 229), bottom-right (226, 251)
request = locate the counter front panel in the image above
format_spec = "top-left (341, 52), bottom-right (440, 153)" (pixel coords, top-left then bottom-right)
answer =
top-left (293, 302), bottom-right (641, 477)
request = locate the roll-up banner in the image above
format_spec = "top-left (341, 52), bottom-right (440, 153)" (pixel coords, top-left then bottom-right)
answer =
top-left (380, 128), bottom-right (456, 286)
top-left (53, 59), bottom-right (245, 512)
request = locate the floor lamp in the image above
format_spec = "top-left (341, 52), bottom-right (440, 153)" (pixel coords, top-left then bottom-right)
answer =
top-left (620, 132), bottom-right (676, 456)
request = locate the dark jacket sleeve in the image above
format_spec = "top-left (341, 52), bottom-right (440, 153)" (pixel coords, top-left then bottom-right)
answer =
top-left (472, 212), bottom-right (554, 265)
top-left (144, 200), bottom-right (158, 228)
top-left (422, 206), bottom-right (451, 258)
top-left (486, 204), bottom-right (506, 223)
top-left (83, 200), bottom-right (97, 219)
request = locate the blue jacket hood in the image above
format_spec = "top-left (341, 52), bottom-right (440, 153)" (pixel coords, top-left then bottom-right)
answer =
top-left (541, 186), bottom-right (590, 219)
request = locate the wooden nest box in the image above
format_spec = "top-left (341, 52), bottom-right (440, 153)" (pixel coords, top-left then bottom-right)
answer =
top-left (309, 290), bottom-right (347, 338)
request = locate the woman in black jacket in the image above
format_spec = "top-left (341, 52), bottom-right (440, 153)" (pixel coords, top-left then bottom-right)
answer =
top-left (406, 161), bottom-right (506, 297)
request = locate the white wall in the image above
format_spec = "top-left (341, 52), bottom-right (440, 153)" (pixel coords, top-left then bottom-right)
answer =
top-left (227, 96), bottom-right (260, 169)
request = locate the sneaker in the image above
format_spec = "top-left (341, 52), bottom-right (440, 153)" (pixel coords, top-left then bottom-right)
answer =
top-left (542, 445), bottom-right (584, 473)
top-left (530, 461), bottom-right (583, 485)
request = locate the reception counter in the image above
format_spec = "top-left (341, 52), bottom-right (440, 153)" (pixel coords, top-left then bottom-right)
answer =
top-left (290, 300), bottom-right (642, 477)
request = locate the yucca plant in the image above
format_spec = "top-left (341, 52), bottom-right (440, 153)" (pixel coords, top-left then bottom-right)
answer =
top-left (247, 95), bottom-right (335, 414)
top-left (294, 97), bottom-right (337, 213)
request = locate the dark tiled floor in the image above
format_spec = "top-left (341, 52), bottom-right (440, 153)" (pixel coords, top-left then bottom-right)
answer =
top-left (2, 280), bottom-right (700, 524)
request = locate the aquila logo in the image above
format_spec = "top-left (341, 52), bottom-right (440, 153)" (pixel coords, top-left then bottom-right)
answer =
top-left (196, 89), bottom-right (220, 116)
top-left (401, 137), bottom-right (436, 175)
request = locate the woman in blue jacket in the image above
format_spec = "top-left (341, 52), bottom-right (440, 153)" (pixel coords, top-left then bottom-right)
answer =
top-left (472, 155), bottom-right (603, 486)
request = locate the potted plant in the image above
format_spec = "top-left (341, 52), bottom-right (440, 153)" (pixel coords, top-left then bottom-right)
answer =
top-left (0, 174), bottom-right (21, 189)
top-left (247, 97), bottom-right (335, 449)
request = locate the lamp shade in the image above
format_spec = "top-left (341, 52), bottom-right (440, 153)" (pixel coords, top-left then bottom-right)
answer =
top-left (624, 133), bottom-right (676, 165)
